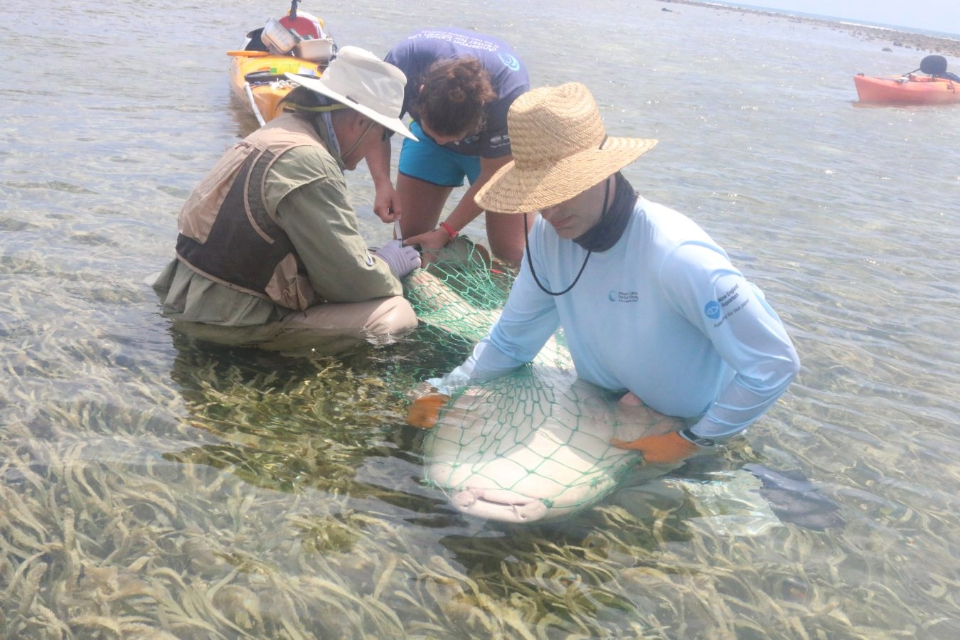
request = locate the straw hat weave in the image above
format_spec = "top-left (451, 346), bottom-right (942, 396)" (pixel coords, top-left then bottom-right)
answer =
top-left (475, 82), bottom-right (657, 214)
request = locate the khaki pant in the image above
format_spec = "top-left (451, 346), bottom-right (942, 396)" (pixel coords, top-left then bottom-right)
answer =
top-left (172, 296), bottom-right (417, 353)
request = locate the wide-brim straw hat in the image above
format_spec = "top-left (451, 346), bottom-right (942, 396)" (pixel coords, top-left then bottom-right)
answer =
top-left (285, 46), bottom-right (417, 140)
top-left (475, 82), bottom-right (657, 213)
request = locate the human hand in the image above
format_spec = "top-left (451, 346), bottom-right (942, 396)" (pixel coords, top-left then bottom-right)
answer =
top-left (404, 227), bottom-right (451, 253)
top-left (405, 382), bottom-right (450, 429)
top-left (375, 239), bottom-right (421, 278)
top-left (426, 367), bottom-right (471, 395)
top-left (611, 431), bottom-right (703, 464)
top-left (373, 186), bottom-right (402, 223)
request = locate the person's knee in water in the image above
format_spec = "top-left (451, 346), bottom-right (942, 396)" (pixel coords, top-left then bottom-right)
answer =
top-left (153, 47), bottom-right (423, 351)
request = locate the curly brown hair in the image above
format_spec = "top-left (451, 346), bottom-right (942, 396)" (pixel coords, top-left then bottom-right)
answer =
top-left (414, 57), bottom-right (497, 138)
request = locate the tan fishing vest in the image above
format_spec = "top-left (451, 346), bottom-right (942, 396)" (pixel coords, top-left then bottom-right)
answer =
top-left (175, 114), bottom-right (330, 311)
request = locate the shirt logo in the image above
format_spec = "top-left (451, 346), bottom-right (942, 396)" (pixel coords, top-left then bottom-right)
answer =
top-left (704, 301), bottom-right (721, 319)
top-left (499, 53), bottom-right (520, 71)
top-left (609, 290), bottom-right (639, 302)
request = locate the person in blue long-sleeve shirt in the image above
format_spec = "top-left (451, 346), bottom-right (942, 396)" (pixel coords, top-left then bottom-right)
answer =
top-left (419, 82), bottom-right (800, 465)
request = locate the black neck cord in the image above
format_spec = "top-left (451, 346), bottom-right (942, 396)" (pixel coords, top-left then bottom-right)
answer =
top-left (523, 179), bottom-right (610, 297)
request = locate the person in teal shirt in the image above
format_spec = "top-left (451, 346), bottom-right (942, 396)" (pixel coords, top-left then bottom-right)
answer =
top-left (366, 29), bottom-right (533, 266)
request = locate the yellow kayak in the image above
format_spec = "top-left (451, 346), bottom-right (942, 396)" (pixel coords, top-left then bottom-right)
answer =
top-left (228, 2), bottom-right (335, 125)
top-left (229, 52), bottom-right (323, 125)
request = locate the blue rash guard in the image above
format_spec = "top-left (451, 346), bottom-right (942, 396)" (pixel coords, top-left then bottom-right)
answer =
top-left (458, 197), bottom-right (801, 440)
top-left (384, 29), bottom-right (530, 159)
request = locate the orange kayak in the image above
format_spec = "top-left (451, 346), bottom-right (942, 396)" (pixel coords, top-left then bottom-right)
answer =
top-left (854, 74), bottom-right (960, 105)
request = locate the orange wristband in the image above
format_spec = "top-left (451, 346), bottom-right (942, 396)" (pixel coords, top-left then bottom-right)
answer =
top-left (439, 222), bottom-right (458, 239)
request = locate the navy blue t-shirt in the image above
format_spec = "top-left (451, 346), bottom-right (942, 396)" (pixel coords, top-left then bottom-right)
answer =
top-left (384, 29), bottom-right (530, 158)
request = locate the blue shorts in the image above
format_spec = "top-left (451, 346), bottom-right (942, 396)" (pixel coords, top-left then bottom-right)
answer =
top-left (398, 121), bottom-right (482, 188)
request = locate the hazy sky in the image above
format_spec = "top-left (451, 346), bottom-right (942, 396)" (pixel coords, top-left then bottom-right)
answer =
top-left (743, 1), bottom-right (960, 35)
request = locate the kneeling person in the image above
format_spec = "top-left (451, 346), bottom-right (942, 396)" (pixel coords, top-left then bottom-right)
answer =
top-left (153, 47), bottom-right (423, 351)
top-left (424, 83), bottom-right (801, 463)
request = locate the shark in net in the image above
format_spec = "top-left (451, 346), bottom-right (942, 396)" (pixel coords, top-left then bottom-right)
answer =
top-left (403, 260), bottom-right (682, 523)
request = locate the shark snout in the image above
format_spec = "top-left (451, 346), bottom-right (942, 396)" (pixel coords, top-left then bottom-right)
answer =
top-left (451, 488), bottom-right (549, 523)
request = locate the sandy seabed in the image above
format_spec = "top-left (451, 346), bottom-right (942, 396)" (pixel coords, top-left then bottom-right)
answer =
top-left (660, 0), bottom-right (960, 59)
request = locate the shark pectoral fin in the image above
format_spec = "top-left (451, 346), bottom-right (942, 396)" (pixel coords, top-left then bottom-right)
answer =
top-left (618, 391), bottom-right (645, 407)
top-left (406, 392), bottom-right (450, 429)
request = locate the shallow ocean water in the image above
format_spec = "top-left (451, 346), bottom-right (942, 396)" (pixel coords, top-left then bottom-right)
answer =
top-left (2, 0), bottom-right (959, 637)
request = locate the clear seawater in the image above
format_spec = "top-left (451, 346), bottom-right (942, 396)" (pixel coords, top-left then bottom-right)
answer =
top-left (2, 0), bottom-right (959, 637)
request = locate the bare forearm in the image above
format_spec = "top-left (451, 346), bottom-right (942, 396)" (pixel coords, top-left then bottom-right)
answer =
top-left (365, 138), bottom-right (393, 188)
top-left (442, 154), bottom-right (512, 231)
top-left (443, 180), bottom-right (486, 231)
top-left (367, 137), bottom-right (401, 222)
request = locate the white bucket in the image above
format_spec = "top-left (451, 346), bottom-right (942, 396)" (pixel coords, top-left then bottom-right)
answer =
top-left (294, 37), bottom-right (336, 63)
top-left (262, 18), bottom-right (299, 54)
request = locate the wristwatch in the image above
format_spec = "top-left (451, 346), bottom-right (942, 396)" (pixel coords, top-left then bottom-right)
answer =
top-left (679, 429), bottom-right (716, 448)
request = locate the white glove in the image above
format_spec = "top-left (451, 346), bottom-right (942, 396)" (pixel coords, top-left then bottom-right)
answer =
top-left (374, 240), bottom-right (421, 278)
top-left (427, 366), bottom-right (472, 395)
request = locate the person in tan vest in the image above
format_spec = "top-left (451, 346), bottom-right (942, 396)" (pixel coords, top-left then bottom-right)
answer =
top-left (153, 47), bottom-right (423, 352)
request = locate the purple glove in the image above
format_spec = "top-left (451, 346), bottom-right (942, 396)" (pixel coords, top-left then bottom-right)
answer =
top-left (375, 240), bottom-right (421, 278)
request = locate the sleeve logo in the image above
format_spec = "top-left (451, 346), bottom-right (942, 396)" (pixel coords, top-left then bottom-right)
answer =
top-left (498, 53), bottom-right (521, 71)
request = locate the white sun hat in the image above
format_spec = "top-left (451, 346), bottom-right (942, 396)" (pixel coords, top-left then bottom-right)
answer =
top-left (284, 46), bottom-right (417, 140)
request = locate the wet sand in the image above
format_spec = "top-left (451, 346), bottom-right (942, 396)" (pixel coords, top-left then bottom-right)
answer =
top-left (659, 0), bottom-right (960, 58)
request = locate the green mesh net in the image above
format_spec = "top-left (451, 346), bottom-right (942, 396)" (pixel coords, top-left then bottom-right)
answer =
top-left (402, 238), bottom-right (676, 523)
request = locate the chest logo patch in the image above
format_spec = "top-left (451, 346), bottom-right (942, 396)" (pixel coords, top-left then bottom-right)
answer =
top-left (609, 290), bottom-right (639, 303)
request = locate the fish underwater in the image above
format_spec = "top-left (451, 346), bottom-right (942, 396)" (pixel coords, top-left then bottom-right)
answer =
top-left (610, 469), bottom-right (782, 537)
top-left (743, 463), bottom-right (844, 531)
top-left (404, 266), bottom-right (682, 524)
top-left (612, 461), bottom-right (844, 536)
top-left (420, 359), bottom-right (679, 523)
top-left (404, 264), bottom-right (842, 529)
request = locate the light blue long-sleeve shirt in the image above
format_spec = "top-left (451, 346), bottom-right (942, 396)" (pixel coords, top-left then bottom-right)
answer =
top-left (458, 197), bottom-right (800, 439)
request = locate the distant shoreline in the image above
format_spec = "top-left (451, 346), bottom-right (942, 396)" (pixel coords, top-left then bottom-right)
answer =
top-left (658, 0), bottom-right (960, 59)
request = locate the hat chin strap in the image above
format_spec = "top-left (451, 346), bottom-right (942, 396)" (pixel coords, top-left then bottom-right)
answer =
top-left (523, 178), bottom-right (611, 297)
top-left (573, 172), bottom-right (634, 252)
top-left (340, 119), bottom-right (377, 164)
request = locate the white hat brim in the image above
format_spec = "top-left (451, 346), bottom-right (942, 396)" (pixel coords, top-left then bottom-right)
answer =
top-left (284, 72), bottom-right (418, 141)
